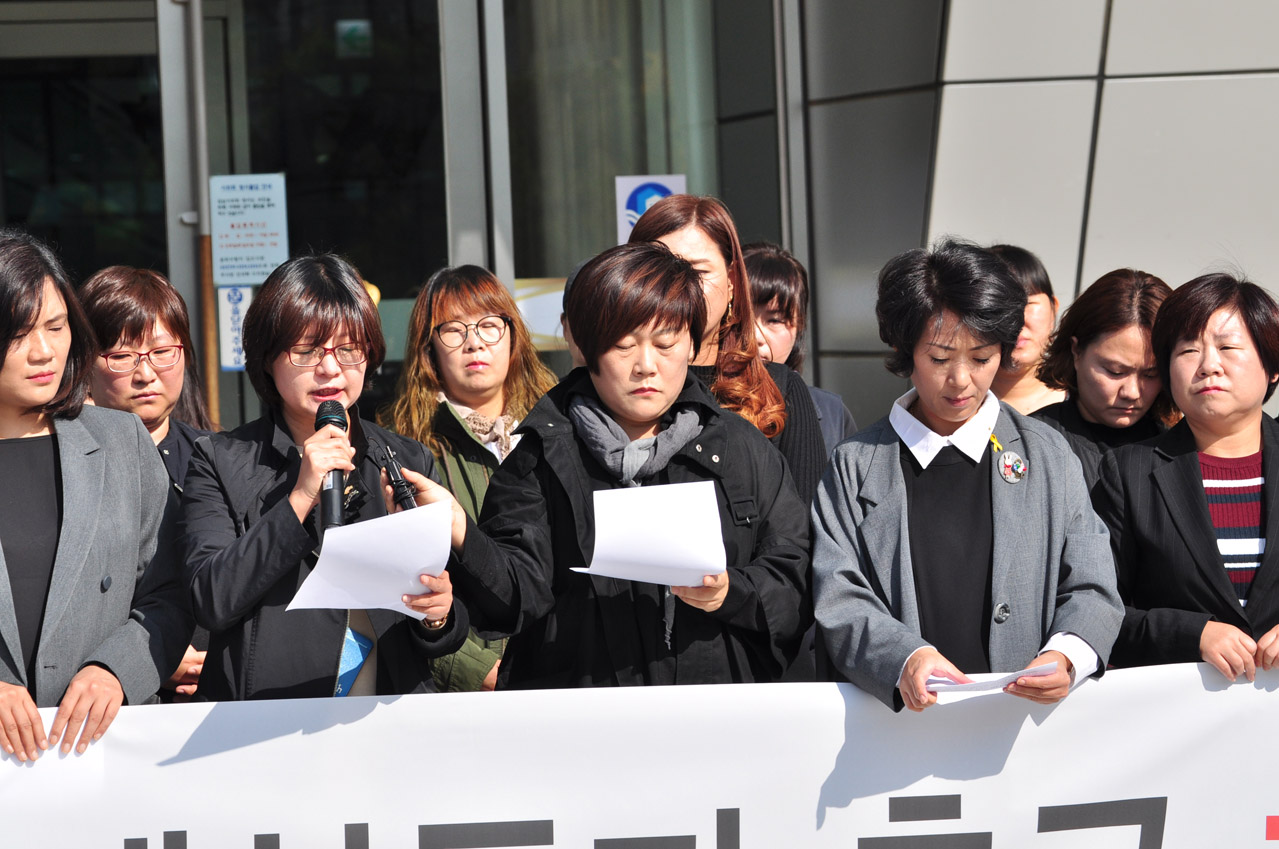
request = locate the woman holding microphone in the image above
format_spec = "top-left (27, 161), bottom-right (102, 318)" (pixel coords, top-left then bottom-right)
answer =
top-left (181, 254), bottom-right (467, 701)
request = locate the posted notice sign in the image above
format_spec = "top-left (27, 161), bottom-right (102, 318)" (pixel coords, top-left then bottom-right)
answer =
top-left (210, 173), bottom-right (289, 286)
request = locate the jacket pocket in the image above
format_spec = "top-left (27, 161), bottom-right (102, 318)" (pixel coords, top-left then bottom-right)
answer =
top-left (729, 497), bottom-right (758, 527)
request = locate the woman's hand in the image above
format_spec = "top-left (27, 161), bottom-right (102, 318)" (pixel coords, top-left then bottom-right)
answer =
top-left (288, 424), bottom-right (356, 523)
top-left (1004, 650), bottom-right (1073, 704)
top-left (671, 572), bottom-right (730, 612)
top-left (402, 571), bottom-right (454, 627)
top-left (1200, 620), bottom-right (1258, 682)
top-left (1255, 624), bottom-right (1279, 671)
top-left (481, 660), bottom-right (500, 692)
top-left (899, 647), bottom-right (970, 712)
top-left (0, 681), bottom-right (46, 761)
top-left (163, 644), bottom-right (206, 699)
top-left (385, 467), bottom-right (467, 551)
top-left (48, 665), bottom-right (123, 755)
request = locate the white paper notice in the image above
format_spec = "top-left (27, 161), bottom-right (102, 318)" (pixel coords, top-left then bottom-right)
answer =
top-left (572, 481), bottom-right (726, 587)
top-left (926, 662), bottom-right (1058, 694)
top-left (287, 501), bottom-right (452, 620)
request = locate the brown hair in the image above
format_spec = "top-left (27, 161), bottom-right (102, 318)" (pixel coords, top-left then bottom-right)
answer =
top-left (1152, 272), bottom-right (1279, 404)
top-left (242, 254), bottom-right (385, 408)
top-left (383, 265), bottom-right (557, 456)
top-left (566, 242), bottom-right (706, 371)
top-left (79, 266), bottom-right (214, 431)
top-left (628, 195), bottom-right (786, 437)
top-left (0, 228), bottom-right (95, 418)
top-left (743, 241), bottom-right (808, 370)
top-left (1038, 268), bottom-right (1175, 424)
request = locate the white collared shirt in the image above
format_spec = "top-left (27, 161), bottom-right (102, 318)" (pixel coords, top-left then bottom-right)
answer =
top-left (888, 387), bottom-right (1099, 689)
top-left (888, 387), bottom-right (1001, 468)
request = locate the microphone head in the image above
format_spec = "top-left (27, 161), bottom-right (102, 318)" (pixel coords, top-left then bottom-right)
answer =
top-left (314, 400), bottom-right (348, 432)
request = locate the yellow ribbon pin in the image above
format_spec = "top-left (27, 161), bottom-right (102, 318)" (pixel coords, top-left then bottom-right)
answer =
top-left (989, 434), bottom-right (1003, 453)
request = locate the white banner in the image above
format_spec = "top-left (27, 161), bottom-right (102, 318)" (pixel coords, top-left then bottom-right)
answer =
top-left (2, 663), bottom-right (1276, 847)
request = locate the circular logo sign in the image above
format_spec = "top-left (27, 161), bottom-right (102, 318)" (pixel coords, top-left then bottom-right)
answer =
top-left (625, 182), bottom-right (674, 227)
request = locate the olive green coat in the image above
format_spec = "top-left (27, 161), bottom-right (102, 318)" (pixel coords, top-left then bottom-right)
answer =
top-left (429, 403), bottom-right (508, 692)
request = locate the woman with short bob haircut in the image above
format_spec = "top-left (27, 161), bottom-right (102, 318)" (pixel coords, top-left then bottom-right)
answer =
top-left (1033, 269), bottom-right (1175, 489)
top-left (0, 229), bottom-right (190, 760)
top-left (81, 267), bottom-right (214, 479)
top-left (80, 266), bottom-right (215, 700)
top-left (627, 195), bottom-right (826, 504)
top-left (1095, 273), bottom-right (1279, 681)
top-left (987, 243), bottom-right (1065, 414)
top-left (383, 265), bottom-right (557, 691)
top-left (182, 254), bottom-right (467, 701)
top-left (404, 241), bottom-right (810, 688)
top-left (812, 238), bottom-right (1122, 712)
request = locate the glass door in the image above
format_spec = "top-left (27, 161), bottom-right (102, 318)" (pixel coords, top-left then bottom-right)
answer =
top-left (0, 7), bottom-right (169, 278)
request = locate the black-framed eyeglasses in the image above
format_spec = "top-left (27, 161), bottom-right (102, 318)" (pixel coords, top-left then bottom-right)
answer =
top-left (287, 343), bottom-right (367, 367)
top-left (101, 344), bottom-right (184, 373)
top-left (433, 315), bottom-right (510, 350)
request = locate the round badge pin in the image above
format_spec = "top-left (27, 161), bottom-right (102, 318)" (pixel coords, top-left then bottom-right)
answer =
top-left (998, 451), bottom-right (1028, 484)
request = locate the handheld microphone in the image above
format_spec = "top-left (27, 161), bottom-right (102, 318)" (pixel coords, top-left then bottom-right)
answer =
top-left (314, 400), bottom-right (348, 530)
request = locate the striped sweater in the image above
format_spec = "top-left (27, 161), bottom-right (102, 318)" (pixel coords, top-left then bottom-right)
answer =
top-left (1199, 451), bottom-right (1264, 608)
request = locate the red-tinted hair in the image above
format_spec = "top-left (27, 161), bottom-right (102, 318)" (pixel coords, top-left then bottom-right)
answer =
top-left (628, 195), bottom-right (786, 437)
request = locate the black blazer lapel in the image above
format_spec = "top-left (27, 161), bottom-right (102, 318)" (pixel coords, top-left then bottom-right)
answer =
top-left (1150, 425), bottom-right (1246, 620)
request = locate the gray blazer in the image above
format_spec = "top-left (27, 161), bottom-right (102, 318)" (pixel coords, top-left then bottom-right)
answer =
top-left (811, 402), bottom-right (1123, 708)
top-left (0, 406), bottom-right (191, 706)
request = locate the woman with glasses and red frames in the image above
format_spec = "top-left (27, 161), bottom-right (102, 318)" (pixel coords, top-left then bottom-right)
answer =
top-left (79, 266), bottom-right (214, 701)
top-left (181, 254), bottom-right (468, 701)
top-left (383, 265), bottom-right (556, 691)
top-left (80, 267), bottom-right (214, 493)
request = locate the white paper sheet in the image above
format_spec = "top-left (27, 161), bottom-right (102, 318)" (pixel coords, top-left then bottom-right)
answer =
top-left (926, 661), bottom-right (1058, 693)
top-left (287, 501), bottom-right (453, 620)
top-left (570, 480), bottom-right (726, 587)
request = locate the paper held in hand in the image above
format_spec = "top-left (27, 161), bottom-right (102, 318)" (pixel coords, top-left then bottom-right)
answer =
top-left (926, 661), bottom-right (1058, 694)
top-left (571, 480), bottom-right (727, 587)
top-left (287, 500), bottom-right (453, 621)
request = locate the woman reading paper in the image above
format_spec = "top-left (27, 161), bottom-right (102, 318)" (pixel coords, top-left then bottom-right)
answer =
top-left (398, 241), bottom-right (810, 688)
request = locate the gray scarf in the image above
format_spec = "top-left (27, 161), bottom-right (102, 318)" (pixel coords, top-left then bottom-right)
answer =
top-left (567, 393), bottom-right (703, 487)
top-left (567, 390), bottom-right (704, 651)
